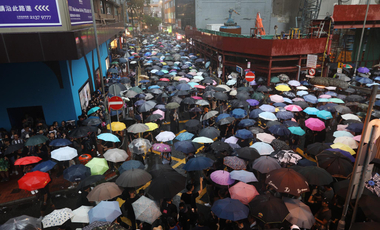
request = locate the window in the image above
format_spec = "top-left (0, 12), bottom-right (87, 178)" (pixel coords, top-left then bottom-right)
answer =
top-left (106, 3), bottom-right (111, 15)
top-left (100, 1), bottom-right (105, 14)
top-left (114, 7), bottom-right (118, 16)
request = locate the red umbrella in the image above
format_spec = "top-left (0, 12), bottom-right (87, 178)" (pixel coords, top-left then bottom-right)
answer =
top-left (14, 156), bottom-right (42, 166)
top-left (159, 78), bottom-right (170, 82)
top-left (18, 171), bottom-right (51, 191)
top-left (229, 182), bottom-right (259, 205)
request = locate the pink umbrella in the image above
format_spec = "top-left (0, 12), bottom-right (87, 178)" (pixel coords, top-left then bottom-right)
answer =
top-left (192, 96), bottom-right (203, 100)
top-left (354, 135), bottom-right (361, 142)
top-left (225, 136), bottom-right (238, 144)
top-left (189, 72), bottom-right (197, 76)
top-left (194, 85), bottom-right (206, 89)
top-left (179, 78), bottom-right (190, 82)
top-left (210, 170), bottom-right (235, 185)
top-left (270, 95), bottom-right (284, 103)
top-left (285, 105), bottom-right (303, 112)
top-left (153, 109), bottom-right (165, 120)
top-left (337, 124), bottom-right (348, 131)
top-left (292, 98), bottom-right (305, 102)
top-left (305, 118), bottom-right (325, 131)
top-left (159, 78), bottom-right (170, 82)
top-left (229, 182), bottom-right (259, 205)
top-left (319, 94), bottom-right (331, 99)
top-left (152, 143), bottom-right (171, 152)
top-left (256, 133), bottom-right (275, 143)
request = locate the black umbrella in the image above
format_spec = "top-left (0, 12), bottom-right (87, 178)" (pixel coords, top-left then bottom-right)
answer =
top-left (306, 142), bottom-right (330, 156)
top-left (351, 222), bottom-right (380, 230)
top-left (199, 127), bottom-right (220, 139)
top-left (203, 91), bottom-right (215, 99)
top-left (271, 139), bottom-right (291, 151)
top-left (146, 114), bottom-right (163, 122)
top-left (210, 141), bottom-right (231, 152)
top-left (214, 92), bottom-right (228, 101)
top-left (120, 77), bottom-right (131, 84)
top-left (69, 126), bottom-right (96, 138)
top-left (249, 194), bottom-right (289, 224)
top-left (236, 92), bottom-right (250, 100)
top-left (346, 95), bottom-right (365, 102)
top-left (116, 168), bottom-right (152, 187)
top-left (283, 120), bottom-right (300, 127)
top-left (268, 124), bottom-right (291, 136)
top-left (5, 143), bottom-right (24, 155)
top-left (235, 147), bottom-right (260, 161)
top-left (146, 170), bottom-right (186, 200)
top-left (185, 119), bottom-right (202, 132)
top-left (177, 90), bottom-right (189, 96)
top-left (298, 166), bottom-right (333, 186)
top-left (149, 164), bottom-right (176, 179)
top-left (292, 101), bottom-right (308, 109)
top-left (139, 101), bottom-right (157, 113)
top-left (237, 86), bottom-right (254, 92)
top-left (333, 179), bottom-right (373, 198)
top-left (109, 83), bottom-right (127, 96)
top-left (182, 97), bottom-right (196, 105)
top-left (249, 127), bottom-right (264, 134)
top-left (83, 117), bottom-right (102, 126)
top-left (76, 175), bottom-right (105, 191)
top-left (316, 150), bottom-right (353, 178)
top-left (231, 100), bottom-right (249, 108)
top-left (63, 164), bottom-right (91, 182)
top-left (257, 86), bottom-right (270, 92)
top-left (189, 107), bottom-right (202, 113)
top-left (266, 121), bottom-right (282, 128)
top-left (358, 195), bottom-right (380, 222)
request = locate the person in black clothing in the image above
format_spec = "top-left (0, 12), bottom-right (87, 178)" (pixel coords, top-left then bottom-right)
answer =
top-left (194, 214), bottom-right (210, 230)
top-left (121, 189), bottom-right (140, 229)
top-left (76, 186), bottom-right (94, 208)
top-left (37, 183), bottom-right (55, 216)
top-left (178, 202), bottom-right (195, 230)
top-left (161, 198), bottom-right (178, 230)
top-left (181, 177), bottom-right (203, 211)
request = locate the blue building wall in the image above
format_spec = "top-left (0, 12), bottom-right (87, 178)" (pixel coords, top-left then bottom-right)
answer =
top-left (0, 39), bottom-right (110, 131)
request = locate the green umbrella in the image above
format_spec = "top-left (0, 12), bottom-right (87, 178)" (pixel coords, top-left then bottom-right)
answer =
top-left (288, 127), bottom-right (305, 136)
top-left (111, 61), bottom-right (119, 65)
top-left (161, 69), bottom-right (169, 74)
top-left (166, 102), bottom-right (180, 109)
top-left (130, 86), bottom-right (143, 93)
top-left (25, 135), bottom-right (49, 146)
top-left (271, 76), bottom-right (280, 83)
top-left (328, 98), bottom-right (344, 103)
top-left (85, 158), bottom-right (109, 175)
top-left (251, 92), bottom-right (264, 101)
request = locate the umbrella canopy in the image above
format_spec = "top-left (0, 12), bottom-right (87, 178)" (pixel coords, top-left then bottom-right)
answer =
top-left (288, 126), bottom-right (305, 136)
top-left (306, 142), bottom-right (331, 156)
top-left (183, 156), bottom-right (214, 171)
top-left (231, 108), bottom-right (247, 118)
top-left (147, 170), bottom-right (186, 200)
top-left (104, 148), bottom-right (129, 163)
top-left (71, 206), bottom-right (92, 223)
top-left (211, 198), bottom-right (249, 221)
top-left (252, 156), bottom-right (281, 173)
top-left (31, 160), bottom-right (57, 172)
top-left (76, 175), bottom-right (105, 191)
top-left (199, 127), bottom-right (220, 139)
top-left (265, 168), bottom-right (309, 196)
top-left (69, 126), bottom-right (96, 138)
top-left (87, 182), bottom-right (123, 202)
top-left (250, 142), bottom-right (274, 155)
top-left (42, 208), bottom-right (73, 228)
top-left (211, 141), bottom-right (232, 152)
top-left (230, 170), bottom-right (258, 183)
top-left (258, 112), bottom-right (277, 121)
top-left (330, 143), bottom-right (356, 155)
top-left (229, 182), bottom-right (259, 205)
top-left (155, 131), bottom-right (176, 142)
top-left (358, 195), bottom-right (380, 223)
top-left (51, 146), bottom-right (78, 161)
top-left (235, 129), bottom-right (254, 139)
top-left (223, 156), bottom-right (246, 170)
top-left (127, 123), bottom-right (149, 133)
top-left (63, 164), bottom-right (91, 182)
top-left (235, 147), bottom-right (260, 161)
top-left (18, 171), bottom-right (51, 191)
top-left (334, 136), bottom-right (358, 149)
top-left (97, 133), bottom-right (120, 142)
top-left (88, 201), bottom-right (122, 223)
top-left (185, 119), bottom-right (202, 132)
top-left (284, 197), bottom-right (315, 229)
top-left (85, 157), bottom-right (109, 175)
top-left (316, 150), bottom-right (353, 178)
top-left (152, 143), bottom-right (171, 152)
top-left (116, 169), bottom-right (152, 187)
top-left (211, 170), bottom-right (235, 185)
top-left (249, 194), bottom-right (289, 223)
top-left (175, 131), bottom-right (194, 141)
top-left (298, 166), bottom-right (333, 185)
top-left (268, 125), bottom-right (291, 136)
top-left (49, 138), bottom-right (72, 147)
top-left (24, 135), bottom-right (49, 146)
top-left (174, 140), bottom-right (196, 154)
top-left (128, 138), bottom-right (152, 155)
top-left (132, 196), bottom-right (162, 224)
top-left (305, 118), bottom-right (325, 131)
top-left (0, 215), bottom-right (41, 230)
top-left (118, 160), bottom-right (145, 174)
top-left (14, 156), bottom-right (42, 166)
top-left (257, 133), bottom-right (275, 143)
top-left (203, 110), bottom-right (219, 120)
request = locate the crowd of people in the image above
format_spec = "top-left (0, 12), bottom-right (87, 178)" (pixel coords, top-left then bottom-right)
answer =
top-left (1, 32), bottom-right (380, 230)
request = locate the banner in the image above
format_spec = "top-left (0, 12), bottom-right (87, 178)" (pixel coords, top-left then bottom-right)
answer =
top-left (0, 0), bottom-right (61, 27)
top-left (67, 0), bottom-right (92, 25)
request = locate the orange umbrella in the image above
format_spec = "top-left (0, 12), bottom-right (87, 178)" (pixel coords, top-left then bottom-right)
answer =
top-left (255, 12), bottom-right (266, 35)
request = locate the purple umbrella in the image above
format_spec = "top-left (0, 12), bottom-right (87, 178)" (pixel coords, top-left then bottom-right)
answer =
top-left (211, 170), bottom-right (235, 185)
top-left (260, 104), bottom-right (276, 112)
top-left (246, 99), bottom-right (260, 106)
top-left (357, 67), bottom-right (370, 74)
top-left (152, 143), bottom-right (171, 152)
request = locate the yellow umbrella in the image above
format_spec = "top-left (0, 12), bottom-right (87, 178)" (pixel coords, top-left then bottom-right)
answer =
top-left (173, 76), bottom-right (182, 81)
top-left (145, 122), bottom-right (158, 131)
top-left (275, 85), bottom-right (291, 92)
top-left (330, 143), bottom-right (356, 155)
top-left (107, 122), bottom-right (126, 131)
top-left (139, 75), bottom-right (149, 79)
top-left (161, 62), bottom-right (167, 66)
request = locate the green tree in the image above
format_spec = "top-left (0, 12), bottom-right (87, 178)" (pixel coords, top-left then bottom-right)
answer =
top-left (143, 15), bottom-right (161, 30)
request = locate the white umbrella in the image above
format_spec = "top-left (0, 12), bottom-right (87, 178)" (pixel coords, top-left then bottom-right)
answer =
top-left (71, 206), bottom-right (93, 223)
top-left (334, 136), bottom-right (359, 149)
top-left (155, 131), bottom-right (176, 142)
top-left (256, 133), bottom-right (276, 144)
top-left (216, 85), bottom-right (231, 92)
top-left (296, 86), bottom-right (308, 90)
top-left (51, 146), bottom-right (78, 161)
top-left (250, 142), bottom-right (274, 155)
top-left (42, 208), bottom-right (73, 228)
top-left (230, 90), bottom-right (237, 96)
top-left (342, 114), bottom-right (361, 121)
top-left (103, 148), bottom-right (129, 163)
top-left (132, 196), bottom-right (162, 224)
top-left (196, 100), bottom-right (210, 106)
top-left (192, 137), bottom-right (214, 143)
top-left (230, 170), bottom-right (258, 183)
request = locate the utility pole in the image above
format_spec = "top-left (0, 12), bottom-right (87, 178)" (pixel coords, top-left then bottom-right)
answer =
top-left (353, 0), bottom-right (370, 76)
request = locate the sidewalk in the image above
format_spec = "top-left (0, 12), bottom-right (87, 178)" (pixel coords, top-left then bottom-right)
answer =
top-left (0, 169), bottom-right (117, 207)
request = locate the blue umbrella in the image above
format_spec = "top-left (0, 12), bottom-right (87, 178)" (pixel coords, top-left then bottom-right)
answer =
top-left (135, 99), bottom-right (146, 106)
top-left (268, 125), bottom-right (291, 136)
top-left (325, 91), bottom-right (338, 97)
top-left (326, 148), bottom-right (355, 162)
top-left (211, 198), bottom-right (249, 221)
top-left (235, 129), bottom-right (253, 139)
top-left (303, 94), bottom-right (318, 104)
top-left (288, 127), bottom-right (305, 136)
top-left (31, 160), bottom-right (56, 172)
top-left (88, 201), bottom-right (122, 223)
top-left (97, 133), bottom-right (120, 142)
top-left (259, 104), bottom-right (276, 112)
top-left (273, 102), bottom-right (287, 107)
top-left (183, 156), bottom-right (214, 171)
top-left (148, 85), bottom-right (160, 89)
top-left (283, 97), bottom-right (293, 103)
top-left (139, 80), bottom-right (150, 83)
top-left (63, 164), bottom-right (91, 182)
top-left (283, 120), bottom-right (300, 127)
top-left (249, 109), bottom-right (264, 119)
top-left (375, 100), bottom-right (380, 106)
top-left (238, 119), bottom-right (256, 127)
top-left (87, 107), bottom-right (100, 115)
top-left (176, 83), bottom-right (191, 91)
top-left (174, 140), bottom-right (196, 154)
top-left (303, 107), bottom-right (319, 115)
top-left (357, 77), bottom-right (373, 84)
top-left (297, 91), bottom-right (308, 97)
top-left (276, 111), bottom-right (294, 120)
top-left (231, 109), bottom-right (247, 119)
top-left (49, 138), bottom-right (72, 147)
top-left (118, 160), bottom-right (145, 174)
top-left (176, 132), bottom-right (195, 141)
top-left (317, 110), bottom-right (333, 120)
top-left (347, 123), bottom-right (364, 133)
top-left (156, 71), bottom-right (165, 76)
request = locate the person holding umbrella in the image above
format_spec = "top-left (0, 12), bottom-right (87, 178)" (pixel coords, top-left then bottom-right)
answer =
top-left (181, 177), bottom-right (204, 212)
top-left (170, 109), bottom-right (179, 134)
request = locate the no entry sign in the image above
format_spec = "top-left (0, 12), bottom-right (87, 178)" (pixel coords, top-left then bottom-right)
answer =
top-left (245, 71), bottom-right (256, 82)
top-left (109, 96), bottom-right (124, 110)
top-left (309, 68), bottom-right (316, 76)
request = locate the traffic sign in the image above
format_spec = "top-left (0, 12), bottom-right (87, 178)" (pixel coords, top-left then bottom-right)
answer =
top-left (245, 71), bottom-right (255, 82)
top-left (306, 54), bottom-right (318, 68)
top-left (309, 68), bottom-right (316, 76)
top-left (236, 65), bottom-right (242, 74)
top-left (109, 96), bottom-right (124, 110)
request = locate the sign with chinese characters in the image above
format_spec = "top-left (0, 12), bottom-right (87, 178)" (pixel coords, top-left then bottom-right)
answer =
top-left (67, 0), bottom-right (92, 26)
top-left (0, 0), bottom-right (61, 27)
